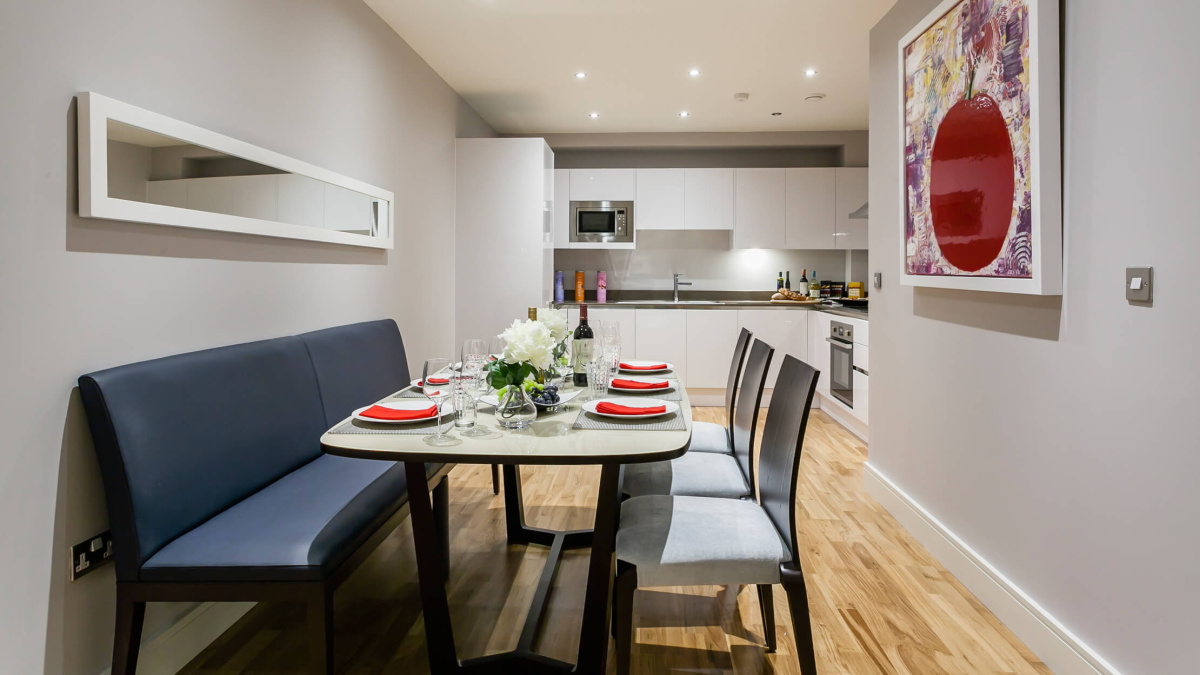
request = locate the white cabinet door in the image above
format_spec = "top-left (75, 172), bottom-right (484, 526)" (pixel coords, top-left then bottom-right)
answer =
top-left (569, 169), bottom-right (636, 201)
top-left (785, 168), bottom-right (836, 249)
top-left (733, 168), bottom-right (785, 249)
top-left (553, 169), bottom-right (570, 247)
top-left (684, 168), bottom-right (734, 230)
top-left (685, 310), bottom-right (738, 388)
top-left (635, 169), bottom-right (686, 230)
top-left (852, 370), bottom-right (869, 424)
top-left (835, 167), bottom-right (869, 250)
top-left (737, 310), bottom-right (809, 388)
top-left (807, 310), bottom-right (832, 398)
top-left (589, 308), bottom-right (637, 360)
top-left (634, 310), bottom-right (688, 385)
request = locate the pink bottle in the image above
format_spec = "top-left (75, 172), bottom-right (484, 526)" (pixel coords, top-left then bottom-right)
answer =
top-left (597, 271), bottom-right (607, 304)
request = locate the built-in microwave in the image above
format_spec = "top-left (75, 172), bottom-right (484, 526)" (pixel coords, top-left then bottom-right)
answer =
top-left (570, 201), bottom-right (634, 244)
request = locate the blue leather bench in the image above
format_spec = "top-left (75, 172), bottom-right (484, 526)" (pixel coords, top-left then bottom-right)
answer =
top-left (78, 319), bottom-right (450, 675)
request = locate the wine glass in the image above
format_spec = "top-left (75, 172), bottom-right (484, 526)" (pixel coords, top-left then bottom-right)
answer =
top-left (422, 358), bottom-right (460, 446)
top-left (488, 334), bottom-right (507, 362)
top-left (461, 338), bottom-right (487, 368)
top-left (455, 358), bottom-right (493, 438)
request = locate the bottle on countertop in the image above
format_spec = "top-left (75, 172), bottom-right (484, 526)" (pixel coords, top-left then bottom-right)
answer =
top-left (597, 271), bottom-right (607, 304)
top-left (777, 271), bottom-right (784, 291)
top-left (785, 271), bottom-right (791, 291)
top-left (800, 268), bottom-right (808, 290)
top-left (809, 271), bottom-right (821, 299)
top-left (575, 271), bottom-right (585, 303)
top-left (571, 304), bottom-right (594, 386)
top-left (554, 271), bottom-right (564, 304)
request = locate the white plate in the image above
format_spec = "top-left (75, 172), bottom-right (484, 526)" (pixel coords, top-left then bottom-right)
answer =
top-left (582, 397), bottom-right (680, 420)
top-left (480, 387), bottom-right (582, 409)
top-left (618, 360), bottom-right (674, 374)
top-left (608, 376), bottom-right (674, 393)
top-left (411, 377), bottom-right (453, 390)
top-left (352, 400), bottom-right (441, 425)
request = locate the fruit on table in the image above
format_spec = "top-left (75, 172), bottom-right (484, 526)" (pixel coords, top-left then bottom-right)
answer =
top-left (528, 384), bottom-right (560, 406)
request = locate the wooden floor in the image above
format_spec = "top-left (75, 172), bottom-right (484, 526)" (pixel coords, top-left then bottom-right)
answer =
top-left (180, 408), bottom-right (1051, 674)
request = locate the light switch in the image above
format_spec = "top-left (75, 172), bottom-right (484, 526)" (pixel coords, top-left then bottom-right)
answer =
top-left (1126, 266), bottom-right (1152, 302)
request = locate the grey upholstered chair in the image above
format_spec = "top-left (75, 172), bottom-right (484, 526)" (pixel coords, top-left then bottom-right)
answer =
top-left (614, 354), bottom-right (821, 674)
top-left (688, 327), bottom-right (753, 453)
top-left (621, 339), bottom-right (773, 499)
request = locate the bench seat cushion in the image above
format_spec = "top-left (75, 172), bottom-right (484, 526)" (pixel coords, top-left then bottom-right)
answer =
top-left (141, 455), bottom-right (431, 582)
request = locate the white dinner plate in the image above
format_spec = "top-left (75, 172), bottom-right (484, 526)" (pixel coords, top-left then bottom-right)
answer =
top-left (582, 397), bottom-right (680, 420)
top-left (608, 376), bottom-right (674, 393)
top-left (411, 377), bottom-right (453, 390)
top-left (480, 387), bottom-right (582, 409)
top-left (618, 360), bottom-right (674, 374)
top-left (352, 400), bottom-right (441, 425)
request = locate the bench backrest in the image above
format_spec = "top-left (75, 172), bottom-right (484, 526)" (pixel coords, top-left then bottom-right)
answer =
top-left (299, 319), bottom-right (411, 427)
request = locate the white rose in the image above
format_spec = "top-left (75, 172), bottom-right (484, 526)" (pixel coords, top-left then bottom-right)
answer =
top-left (500, 318), bottom-right (556, 371)
top-left (536, 308), bottom-right (570, 343)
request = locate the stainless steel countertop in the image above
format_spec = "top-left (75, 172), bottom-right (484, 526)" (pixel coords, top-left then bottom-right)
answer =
top-left (553, 300), bottom-right (868, 319)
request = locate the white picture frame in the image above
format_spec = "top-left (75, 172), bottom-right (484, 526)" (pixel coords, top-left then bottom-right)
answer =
top-left (78, 92), bottom-right (394, 250)
top-left (897, 0), bottom-right (1060, 295)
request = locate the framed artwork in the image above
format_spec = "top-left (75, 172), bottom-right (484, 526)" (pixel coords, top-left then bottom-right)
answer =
top-left (899, 0), bottom-right (1061, 294)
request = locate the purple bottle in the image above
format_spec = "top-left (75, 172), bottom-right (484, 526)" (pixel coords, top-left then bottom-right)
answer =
top-left (554, 271), bottom-right (565, 304)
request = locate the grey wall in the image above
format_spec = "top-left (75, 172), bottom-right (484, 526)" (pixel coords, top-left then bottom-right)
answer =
top-left (0, 1), bottom-right (493, 673)
top-left (869, 1), bottom-right (1199, 673)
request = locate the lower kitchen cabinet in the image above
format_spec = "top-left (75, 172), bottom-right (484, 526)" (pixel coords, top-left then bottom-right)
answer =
top-left (634, 309), bottom-right (689, 385)
top-left (685, 310), bottom-right (739, 388)
top-left (807, 310), bottom-right (833, 399)
top-left (736, 310), bottom-right (809, 389)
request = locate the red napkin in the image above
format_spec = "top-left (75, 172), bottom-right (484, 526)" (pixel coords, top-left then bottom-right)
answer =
top-left (359, 404), bottom-right (436, 421)
top-left (596, 402), bottom-right (667, 416)
top-left (417, 377), bottom-right (449, 386)
top-left (611, 378), bottom-right (669, 390)
top-left (620, 362), bottom-right (668, 371)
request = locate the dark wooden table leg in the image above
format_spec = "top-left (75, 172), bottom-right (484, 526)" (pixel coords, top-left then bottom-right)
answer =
top-left (503, 464), bottom-right (590, 548)
top-left (405, 462), bottom-right (461, 674)
top-left (574, 463), bottom-right (623, 675)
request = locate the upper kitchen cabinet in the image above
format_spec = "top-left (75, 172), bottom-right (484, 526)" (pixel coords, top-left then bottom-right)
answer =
top-left (684, 168), bottom-right (734, 230)
top-left (835, 167), bottom-right (869, 250)
top-left (785, 168), bottom-right (836, 249)
top-left (733, 168), bottom-right (785, 248)
top-left (569, 169), bottom-right (636, 201)
top-left (635, 169), bottom-right (686, 230)
top-left (553, 168), bottom-right (570, 247)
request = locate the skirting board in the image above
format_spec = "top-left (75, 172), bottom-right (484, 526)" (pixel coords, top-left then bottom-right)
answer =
top-left (863, 463), bottom-right (1120, 675)
top-left (100, 601), bottom-right (254, 675)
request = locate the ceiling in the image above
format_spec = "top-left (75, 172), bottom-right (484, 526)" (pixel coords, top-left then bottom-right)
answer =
top-left (365, 0), bottom-right (896, 135)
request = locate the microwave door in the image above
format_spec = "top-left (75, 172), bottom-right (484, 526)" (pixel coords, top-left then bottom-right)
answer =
top-left (577, 210), bottom-right (616, 235)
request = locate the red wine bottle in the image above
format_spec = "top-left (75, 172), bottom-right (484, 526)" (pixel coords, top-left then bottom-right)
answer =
top-left (571, 304), bottom-right (594, 386)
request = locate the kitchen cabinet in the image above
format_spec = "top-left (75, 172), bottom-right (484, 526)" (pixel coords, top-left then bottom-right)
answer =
top-left (733, 168), bottom-right (786, 249)
top-left (808, 310), bottom-right (833, 399)
top-left (635, 169), bottom-right (686, 230)
top-left (736, 310), bottom-right (809, 388)
top-left (852, 343), bottom-right (869, 424)
top-left (569, 169), bottom-right (636, 201)
top-left (553, 169), bottom-right (570, 248)
top-left (785, 168), bottom-right (836, 249)
top-left (634, 310), bottom-right (689, 385)
top-left (685, 310), bottom-right (739, 388)
top-left (684, 168), bottom-right (734, 230)
top-left (835, 167), bottom-right (869, 250)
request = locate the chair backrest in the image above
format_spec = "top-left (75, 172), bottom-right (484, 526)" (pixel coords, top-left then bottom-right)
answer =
top-left (732, 339), bottom-right (774, 491)
top-left (299, 319), bottom-right (411, 426)
top-left (756, 355), bottom-right (820, 566)
top-left (78, 336), bottom-right (328, 580)
top-left (723, 327), bottom-right (753, 432)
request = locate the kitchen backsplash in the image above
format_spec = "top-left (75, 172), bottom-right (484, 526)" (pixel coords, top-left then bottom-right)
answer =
top-left (553, 230), bottom-right (868, 292)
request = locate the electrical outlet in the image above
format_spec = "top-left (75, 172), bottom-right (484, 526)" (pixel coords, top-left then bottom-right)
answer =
top-left (70, 530), bottom-right (113, 581)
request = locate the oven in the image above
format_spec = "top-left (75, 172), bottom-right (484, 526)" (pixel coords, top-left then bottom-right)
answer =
top-left (827, 321), bottom-right (855, 408)
top-left (570, 201), bottom-right (634, 244)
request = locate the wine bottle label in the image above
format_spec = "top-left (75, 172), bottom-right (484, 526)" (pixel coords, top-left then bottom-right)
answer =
top-left (572, 338), bottom-right (593, 373)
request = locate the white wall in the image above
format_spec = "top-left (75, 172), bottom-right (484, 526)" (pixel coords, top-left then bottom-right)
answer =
top-left (869, 1), bottom-right (1199, 673)
top-left (0, 1), bottom-right (494, 673)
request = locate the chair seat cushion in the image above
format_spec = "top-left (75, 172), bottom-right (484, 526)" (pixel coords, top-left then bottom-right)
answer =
top-left (623, 451), bottom-right (750, 499)
top-left (141, 455), bottom-right (436, 582)
top-left (617, 495), bottom-right (787, 587)
top-left (688, 421), bottom-right (732, 453)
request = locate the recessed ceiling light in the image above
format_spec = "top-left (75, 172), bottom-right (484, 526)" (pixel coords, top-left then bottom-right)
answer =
top-left (575, 72), bottom-right (586, 79)
top-left (688, 69), bottom-right (701, 77)
top-left (589, 112), bottom-right (600, 118)
top-left (679, 111), bottom-right (690, 118)
top-left (804, 68), bottom-right (818, 77)
top-left (772, 112), bottom-right (782, 116)
top-left (805, 93), bottom-right (827, 102)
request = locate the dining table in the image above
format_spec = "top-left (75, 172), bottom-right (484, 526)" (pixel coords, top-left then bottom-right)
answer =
top-left (320, 381), bottom-right (693, 675)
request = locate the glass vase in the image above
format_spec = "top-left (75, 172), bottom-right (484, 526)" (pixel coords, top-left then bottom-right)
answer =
top-left (497, 385), bottom-right (537, 429)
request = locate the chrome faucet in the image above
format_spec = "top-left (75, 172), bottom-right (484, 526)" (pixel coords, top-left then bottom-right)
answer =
top-left (673, 274), bottom-right (692, 302)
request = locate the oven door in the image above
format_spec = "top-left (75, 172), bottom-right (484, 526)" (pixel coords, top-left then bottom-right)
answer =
top-left (828, 337), bottom-right (854, 408)
top-left (570, 201), bottom-right (633, 243)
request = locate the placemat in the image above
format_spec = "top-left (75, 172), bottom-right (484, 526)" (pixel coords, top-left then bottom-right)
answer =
top-left (572, 409), bottom-right (687, 432)
top-left (328, 413), bottom-right (454, 435)
top-left (391, 388), bottom-right (429, 400)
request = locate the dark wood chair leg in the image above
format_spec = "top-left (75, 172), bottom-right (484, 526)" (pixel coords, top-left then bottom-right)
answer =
top-left (615, 565), bottom-right (637, 675)
top-left (112, 584), bottom-right (145, 675)
top-left (757, 583), bottom-right (777, 652)
top-left (307, 585), bottom-right (334, 675)
top-left (432, 475), bottom-right (451, 582)
top-left (491, 463), bottom-right (500, 494)
top-left (780, 564), bottom-right (818, 674)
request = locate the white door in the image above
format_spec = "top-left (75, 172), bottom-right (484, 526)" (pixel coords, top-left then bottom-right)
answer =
top-left (635, 169), bottom-right (686, 230)
top-left (553, 169), bottom-right (570, 247)
top-left (684, 168), bottom-right (734, 230)
top-left (785, 168), bottom-right (836, 249)
top-left (733, 168), bottom-right (785, 249)
top-left (835, 167), bottom-right (869, 250)
top-left (736, 310), bottom-right (809, 388)
top-left (634, 310), bottom-right (688, 385)
top-left (685, 310), bottom-right (739, 388)
top-left (569, 169), bottom-right (636, 201)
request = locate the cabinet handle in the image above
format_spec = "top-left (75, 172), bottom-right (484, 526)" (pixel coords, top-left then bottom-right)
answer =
top-left (853, 366), bottom-right (868, 376)
top-left (825, 338), bottom-right (852, 351)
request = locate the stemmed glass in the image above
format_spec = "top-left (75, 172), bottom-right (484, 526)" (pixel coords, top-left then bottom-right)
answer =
top-left (422, 358), bottom-right (460, 446)
top-left (461, 338), bottom-right (488, 368)
top-left (456, 339), bottom-right (493, 438)
top-left (488, 334), bottom-right (507, 362)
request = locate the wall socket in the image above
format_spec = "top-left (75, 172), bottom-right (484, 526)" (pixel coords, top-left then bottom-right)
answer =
top-left (70, 530), bottom-right (113, 580)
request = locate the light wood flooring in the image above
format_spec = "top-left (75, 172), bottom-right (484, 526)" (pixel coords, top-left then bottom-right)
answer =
top-left (180, 408), bottom-right (1051, 674)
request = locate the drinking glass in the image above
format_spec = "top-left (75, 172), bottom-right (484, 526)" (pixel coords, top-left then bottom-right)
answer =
top-left (461, 338), bottom-right (488, 368)
top-left (586, 359), bottom-right (609, 400)
top-left (422, 358), bottom-right (460, 446)
top-left (489, 334), bottom-right (507, 362)
top-left (454, 361), bottom-right (492, 438)
top-left (603, 336), bottom-right (621, 380)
